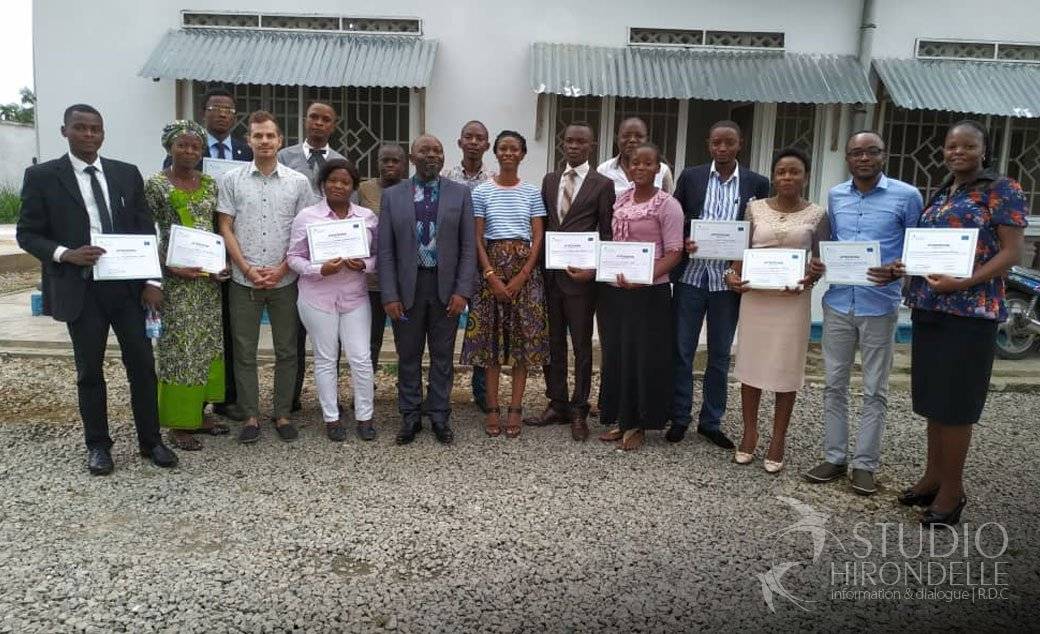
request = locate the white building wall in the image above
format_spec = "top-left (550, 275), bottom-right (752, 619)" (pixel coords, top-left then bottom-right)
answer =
top-left (0, 121), bottom-right (36, 189)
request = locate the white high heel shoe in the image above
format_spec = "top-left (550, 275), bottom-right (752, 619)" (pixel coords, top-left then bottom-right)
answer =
top-left (764, 458), bottom-right (785, 474)
top-left (734, 449), bottom-right (754, 465)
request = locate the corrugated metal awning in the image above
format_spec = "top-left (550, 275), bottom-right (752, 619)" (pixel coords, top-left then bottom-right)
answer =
top-left (139, 28), bottom-right (438, 88)
top-left (530, 42), bottom-right (874, 104)
top-left (873, 58), bottom-right (1040, 118)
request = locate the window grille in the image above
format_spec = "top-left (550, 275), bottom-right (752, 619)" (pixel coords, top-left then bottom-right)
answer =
top-left (917, 40), bottom-right (996, 60)
top-left (1006, 118), bottom-right (1040, 214)
top-left (705, 30), bottom-right (784, 49)
top-left (183, 12), bottom-right (259, 28)
top-left (260, 15), bottom-right (340, 31)
top-left (614, 98), bottom-right (679, 169)
top-left (629, 28), bottom-right (783, 49)
top-left (182, 11), bottom-right (421, 35)
top-left (629, 28), bottom-right (704, 47)
top-left (773, 103), bottom-right (816, 166)
top-left (997, 44), bottom-right (1040, 62)
top-left (552, 96), bottom-right (604, 171)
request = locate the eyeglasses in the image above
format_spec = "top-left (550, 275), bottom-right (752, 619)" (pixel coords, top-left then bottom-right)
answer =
top-left (846, 147), bottom-right (884, 158)
top-left (205, 106), bottom-right (237, 115)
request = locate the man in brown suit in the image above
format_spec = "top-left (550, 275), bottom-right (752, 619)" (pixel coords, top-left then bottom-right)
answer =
top-left (525, 122), bottom-right (615, 440)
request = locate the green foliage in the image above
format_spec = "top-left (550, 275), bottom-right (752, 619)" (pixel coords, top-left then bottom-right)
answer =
top-left (0, 187), bottom-right (21, 223)
top-left (0, 88), bottom-right (35, 124)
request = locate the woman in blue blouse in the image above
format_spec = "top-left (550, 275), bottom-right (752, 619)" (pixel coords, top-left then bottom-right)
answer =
top-left (888, 120), bottom-right (1027, 526)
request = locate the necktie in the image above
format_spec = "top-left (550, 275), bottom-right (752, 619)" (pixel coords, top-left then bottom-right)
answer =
top-left (308, 148), bottom-right (327, 169)
top-left (83, 166), bottom-right (114, 233)
top-left (215, 142), bottom-right (227, 159)
top-left (559, 169), bottom-right (577, 224)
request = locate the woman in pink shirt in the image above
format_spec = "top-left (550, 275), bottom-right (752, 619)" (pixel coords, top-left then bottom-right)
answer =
top-left (287, 159), bottom-right (378, 442)
top-left (597, 143), bottom-right (685, 451)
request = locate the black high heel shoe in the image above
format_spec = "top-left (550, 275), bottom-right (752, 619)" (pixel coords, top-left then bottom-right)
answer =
top-left (921, 496), bottom-right (967, 527)
top-left (898, 487), bottom-right (939, 507)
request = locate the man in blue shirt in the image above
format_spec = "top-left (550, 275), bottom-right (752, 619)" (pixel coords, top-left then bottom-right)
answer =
top-left (804, 131), bottom-right (923, 496)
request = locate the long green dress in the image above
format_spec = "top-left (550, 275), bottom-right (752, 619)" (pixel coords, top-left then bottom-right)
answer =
top-left (145, 172), bottom-right (225, 429)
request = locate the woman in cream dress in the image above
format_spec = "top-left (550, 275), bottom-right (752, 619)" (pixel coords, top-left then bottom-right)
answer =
top-left (725, 148), bottom-right (828, 474)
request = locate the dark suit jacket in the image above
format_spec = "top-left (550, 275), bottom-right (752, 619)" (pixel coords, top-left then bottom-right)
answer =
top-left (377, 178), bottom-right (476, 310)
top-left (671, 163), bottom-right (771, 281)
top-left (162, 135), bottom-right (253, 169)
top-left (539, 167), bottom-right (616, 295)
top-left (17, 155), bottom-right (156, 323)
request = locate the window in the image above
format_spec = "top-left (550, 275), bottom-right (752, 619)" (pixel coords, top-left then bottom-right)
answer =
top-left (773, 103), bottom-right (816, 167)
top-left (614, 97), bottom-right (679, 170)
top-left (628, 27), bottom-right (783, 50)
top-left (182, 11), bottom-right (421, 34)
top-left (1006, 118), bottom-right (1040, 214)
top-left (193, 82), bottom-right (411, 179)
top-left (916, 39), bottom-right (1040, 64)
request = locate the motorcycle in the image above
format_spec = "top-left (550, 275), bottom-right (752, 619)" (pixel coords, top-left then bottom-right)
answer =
top-left (995, 265), bottom-right (1040, 359)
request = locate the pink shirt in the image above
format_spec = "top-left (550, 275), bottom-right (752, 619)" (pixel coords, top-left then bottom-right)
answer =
top-left (287, 200), bottom-right (378, 314)
top-left (611, 189), bottom-right (684, 284)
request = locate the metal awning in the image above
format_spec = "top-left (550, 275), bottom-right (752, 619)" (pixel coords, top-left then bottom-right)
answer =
top-left (139, 28), bottom-right (438, 88)
top-left (530, 42), bottom-right (874, 104)
top-left (873, 58), bottom-right (1040, 118)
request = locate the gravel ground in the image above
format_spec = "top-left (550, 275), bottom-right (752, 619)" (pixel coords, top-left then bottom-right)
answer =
top-left (1, 354), bottom-right (1038, 632)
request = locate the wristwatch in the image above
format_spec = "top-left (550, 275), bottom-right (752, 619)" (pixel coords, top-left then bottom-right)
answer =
top-left (723, 267), bottom-right (738, 279)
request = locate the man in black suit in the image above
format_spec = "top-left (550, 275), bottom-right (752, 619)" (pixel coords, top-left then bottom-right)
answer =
top-left (667, 120), bottom-right (771, 449)
top-left (525, 123), bottom-right (615, 441)
top-left (378, 135), bottom-right (476, 445)
top-left (165, 87), bottom-right (253, 421)
top-left (17, 104), bottom-right (178, 475)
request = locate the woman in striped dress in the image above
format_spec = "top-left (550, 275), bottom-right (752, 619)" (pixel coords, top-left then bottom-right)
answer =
top-left (460, 130), bottom-right (551, 438)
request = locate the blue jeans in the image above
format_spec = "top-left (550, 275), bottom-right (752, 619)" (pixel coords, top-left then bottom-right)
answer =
top-left (670, 282), bottom-right (739, 431)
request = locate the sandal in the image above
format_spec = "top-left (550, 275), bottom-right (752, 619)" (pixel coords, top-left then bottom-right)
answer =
top-left (598, 426), bottom-right (623, 442)
top-left (618, 428), bottom-right (645, 452)
top-left (192, 421), bottom-right (230, 436)
top-left (485, 407), bottom-right (503, 437)
top-left (168, 430), bottom-right (203, 451)
top-left (505, 406), bottom-right (523, 438)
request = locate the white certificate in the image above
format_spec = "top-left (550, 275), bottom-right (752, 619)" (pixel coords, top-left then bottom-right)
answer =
top-left (165, 224), bottom-right (227, 274)
top-left (545, 231), bottom-right (599, 270)
top-left (595, 241), bottom-right (656, 285)
top-left (901, 228), bottom-right (979, 278)
top-left (741, 248), bottom-right (806, 290)
top-left (307, 219), bottom-right (369, 263)
top-left (820, 241), bottom-right (881, 286)
top-left (91, 233), bottom-right (162, 281)
top-left (202, 157), bottom-right (242, 180)
top-left (689, 220), bottom-right (751, 260)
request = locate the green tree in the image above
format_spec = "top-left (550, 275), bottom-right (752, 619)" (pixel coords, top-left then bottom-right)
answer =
top-left (0, 87), bottom-right (35, 124)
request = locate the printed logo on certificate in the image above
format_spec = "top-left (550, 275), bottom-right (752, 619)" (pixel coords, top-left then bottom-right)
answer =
top-left (901, 228), bottom-right (979, 278)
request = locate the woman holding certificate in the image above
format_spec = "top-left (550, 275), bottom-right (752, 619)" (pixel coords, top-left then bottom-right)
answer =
top-left (725, 148), bottom-right (827, 473)
top-left (147, 120), bottom-right (229, 450)
top-left (896, 120), bottom-right (1027, 526)
top-left (287, 159), bottom-right (378, 442)
top-left (597, 143), bottom-right (684, 451)
top-left (461, 131), bottom-right (550, 438)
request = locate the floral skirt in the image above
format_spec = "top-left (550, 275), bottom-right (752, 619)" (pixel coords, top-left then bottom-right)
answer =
top-left (461, 239), bottom-right (550, 368)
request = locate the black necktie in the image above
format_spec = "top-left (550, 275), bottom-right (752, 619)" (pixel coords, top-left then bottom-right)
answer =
top-left (83, 165), bottom-right (114, 233)
top-left (308, 148), bottom-right (327, 169)
top-left (216, 142), bottom-right (227, 159)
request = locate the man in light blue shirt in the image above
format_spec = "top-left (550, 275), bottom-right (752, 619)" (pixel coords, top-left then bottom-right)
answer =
top-left (804, 130), bottom-right (923, 496)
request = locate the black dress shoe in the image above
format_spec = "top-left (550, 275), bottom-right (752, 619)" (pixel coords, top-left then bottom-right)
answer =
top-left (898, 487), bottom-right (939, 507)
top-left (396, 420), bottom-right (420, 445)
top-left (665, 423), bottom-right (688, 443)
top-left (432, 422), bottom-right (454, 445)
top-left (140, 443), bottom-right (179, 468)
top-left (921, 496), bottom-right (967, 527)
top-left (697, 427), bottom-right (735, 449)
top-left (87, 447), bottom-right (114, 475)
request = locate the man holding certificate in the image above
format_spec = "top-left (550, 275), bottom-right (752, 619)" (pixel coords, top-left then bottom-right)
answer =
top-left (525, 123), bottom-right (615, 440)
top-left (802, 131), bottom-right (923, 497)
top-left (17, 104), bottom-right (178, 474)
top-left (668, 120), bottom-right (770, 450)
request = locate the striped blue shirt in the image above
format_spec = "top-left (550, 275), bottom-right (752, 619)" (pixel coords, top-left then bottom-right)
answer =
top-left (472, 180), bottom-right (547, 241)
top-left (680, 162), bottom-right (742, 291)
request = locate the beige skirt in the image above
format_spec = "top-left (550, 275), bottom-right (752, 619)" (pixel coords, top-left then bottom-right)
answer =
top-left (732, 289), bottom-right (812, 393)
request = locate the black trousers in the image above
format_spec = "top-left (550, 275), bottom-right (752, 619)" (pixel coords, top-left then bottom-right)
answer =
top-left (541, 277), bottom-right (596, 417)
top-left (219, 280), bottom-right (238, 406)
top-left (66, 280), bottom-right (162, 451)
top-left (390, 269), bottom-right (458, 425)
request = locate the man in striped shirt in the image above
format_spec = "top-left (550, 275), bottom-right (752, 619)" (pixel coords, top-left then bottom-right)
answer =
top-left (667, 121), bottom-right (770, 449)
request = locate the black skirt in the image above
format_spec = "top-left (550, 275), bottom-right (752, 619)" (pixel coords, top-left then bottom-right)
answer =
top-left (910, 309), bottom-right (998, 425)
top-left (598, 283), bottom-right (673, 431)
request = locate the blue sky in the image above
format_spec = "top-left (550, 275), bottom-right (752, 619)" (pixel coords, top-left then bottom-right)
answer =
top-left (0, 0), bottom-right (33, 105)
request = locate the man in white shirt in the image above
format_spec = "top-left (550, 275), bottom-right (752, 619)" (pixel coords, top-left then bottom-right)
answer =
top-left (596, 116), bottom-right (675, 195)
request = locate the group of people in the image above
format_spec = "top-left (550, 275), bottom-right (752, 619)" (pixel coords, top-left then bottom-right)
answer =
top-left (17, 88), bottom-right (1028, 528)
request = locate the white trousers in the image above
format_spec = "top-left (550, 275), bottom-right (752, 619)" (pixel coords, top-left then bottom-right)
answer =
top-left (297, 299), bottom-right (374, 423)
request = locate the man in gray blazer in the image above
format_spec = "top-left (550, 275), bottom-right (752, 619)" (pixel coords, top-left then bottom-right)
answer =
top-left (378, 134), bottom-right (476, 445)
top-left (276, 101), bottom-right (346, 195)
